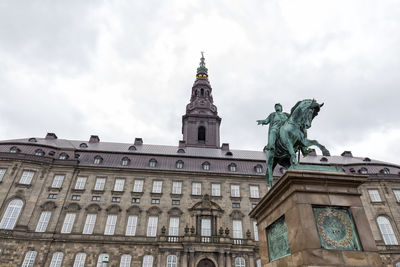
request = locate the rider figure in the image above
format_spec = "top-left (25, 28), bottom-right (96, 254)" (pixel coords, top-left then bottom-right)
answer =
top-left (257, 103), bottom-right (289, 152)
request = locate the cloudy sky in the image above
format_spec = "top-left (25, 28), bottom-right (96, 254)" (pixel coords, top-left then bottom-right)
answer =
top-left (0, 0), bottom-right (399, 164)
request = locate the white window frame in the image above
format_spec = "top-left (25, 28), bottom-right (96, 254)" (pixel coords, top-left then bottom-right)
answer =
top-left (142, 255), bottom-right (154, 267)
top-left (133, 180), bottom-right (144, 192)
top-left (0, 199), bottom-right (23, 229)
top-left (104, 215), bottom-right (117, 235)
top-left (49, 252), bottom-right (64, 267)
top-left (202, 162), bottom-right (210, 170)
top-left (147, 216), bottom-right (158, 237)
top-left (257, 259), bottom-right (262, 267)
top-left (231, 185), bottom-right (240, 197)
top-left (233, 220), bottom-right (243, 239)
top-left (120, 254), bottom-right (132, 267)
top-left (22, 251), bottom-right (37, 267)
top-left (19, 171), bottom-right (34, 184)
top-left (377, 216), bottom-right (398, 245)
top-left (235, 257), bottom-right (246, 267)
top-left (394, 190), bottom-right (400, 202)
top-left (250, 185), bottom-right (260, 198)
top-left (176, 160), bottom-right (184, 169)
top-left (169, 217), bottom-right (179, 236)
top-left (114, 178), bottom-right (125, 191)
top-left (52, 175), bottom-right (65, 188)
top-left (152, 181), bottom-right (162, 193)
top-left (35, 211), bottom-right (51, 232)
top-left (75, 177), bottom-right (87, 190)
top-left (83, 214), bottom-right (97, 234)
top-left (229, 163), bottom-right (237, 172)
top-left (192, 182), bottom-right (201, 195)
top-left (368, 189), bottom-right (382, 202)
top-left (94, 177), bottom-right (106, 191)
top-left (211, 183), bottom-right (221, 196)
top-left (61, 213), bottom-right (76, 233)
top-left (125, 215), bottom-right (138, 236)
top-left (97, 254), bottom-right (109, 267)
top-left (73, 253), bottom-right (86, 267)
top-left (0, 169), bottom-right (6, 182)
top-left (166, 255), bottom-right (178, 267)
top-left (121, 157), bottom-right (130, 166)
top-left (253, 221), bottom-right (259, 241)
top-left (172, 181), bottom-right (182, 194)
top-left (201, 218), bottom-right (211, 237)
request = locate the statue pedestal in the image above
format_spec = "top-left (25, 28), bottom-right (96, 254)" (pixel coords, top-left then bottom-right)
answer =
top-left (250, 170), bottom-right (383, 267)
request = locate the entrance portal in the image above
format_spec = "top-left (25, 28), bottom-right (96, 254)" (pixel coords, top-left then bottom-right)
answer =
top-left (197, 258), bottom-right (215, 267)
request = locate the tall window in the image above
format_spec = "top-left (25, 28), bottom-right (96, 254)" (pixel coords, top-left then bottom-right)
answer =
top-left (114, 178), bottom-right (125, 191)
top-left (152, 181), bottom-right (162, 193)
top-left (83, 214), bottom-right (97, 234)
top-left (377, 216), bottom-right (398, 245)
top-left (73, 253), bottom-right (86, 267)
top-left (192, 182), bottom-right (201, 195)
top-left (250, 185), bottom-right (260, 198)
top-left (198, 126), bottom-right (206, 143)
top-left (394, 190), bottom-right (400, 202)
top-left (133, 180), bottom-right (144, 192)
top-left (257, 259), bottom-right (262, 267)
top-left (49, 252), bottom-right (64, 267)
top-left (52, 175), bottom-right (65, 188)
top-left (142, 255), bottom-right (154, 267)
top-left (233, 220), bottom-right (243, 239)
top-left (94, 178), bottom-right (106, 191)
top-left (126, 215), bottom-right (138, 236)
top-left (0, 169), bottom-right (6, 182)
top-left (368, 189), bottom-right (382, 202)
top-left (166, 255), bottom-right (178, 267)
top-left (231, 185), bottom-right (240, 197)
top-left (147, 216), bottom-right (158, 237)
top-left (61, 213), bottom-right (76, 233)
top-left (169, 217), bottom-right (179, 236)
top-left (172, 182), bottom-right (182, 194)
top-left (201, 218), bottom-right (211, 236)
top-left (104, 215), bottom-right (117, 235)
top-left (253, 221), bottom-right (259, 241)
top-left (0, 199), bottom-right (23, 229)
top-left (212, 184), bottom-right (221, 196)
top-left (120, 255), bottom-right (132, 267)
top-left (235, 257), bottom-right (245, 267)
top-left (97, 254), bottom-right (109, 267)
top-left (22, 251), bottom-right (37, 267)
top-left (35, 211), bottom-right (51, 232)
top-left (19, 171), bottom-right (34, 184)
top-left (75, 177), bottom-right (87, 190)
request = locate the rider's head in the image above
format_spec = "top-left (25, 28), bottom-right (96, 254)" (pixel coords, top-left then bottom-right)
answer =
top-left (274, 103), bottom-right (282, 112)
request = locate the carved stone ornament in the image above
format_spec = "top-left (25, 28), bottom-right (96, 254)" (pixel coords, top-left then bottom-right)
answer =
top-left (189, 194), bottom-right (224, 217)
top-left (40, 201), bottom-right (57, 211)
top-left (126, 205), bottom-right (142, 215)
top-left (85, 203), bottom-right (101, 212)
top-left (168, 207), bottom-right (183, 216)
top-left (229, 210), bottom-right (245, 220)
top-left (106, 204), bottom-right (122, 214)
top-left (147, 206), bottom-right (162, 215)
top-left (65, 203), bottom-right (81, 211)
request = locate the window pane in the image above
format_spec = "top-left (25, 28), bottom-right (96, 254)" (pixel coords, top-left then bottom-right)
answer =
top-left (192, 183), bottom-right (201, 195)
top-left (0, 199), bottom-right (23, 229)
top-left (133, 180), bottom-right (144, 192)
top-left (250, 186), bottom-right (260, 198)
top-left (73, 253), bottom-right (86, 267)
top-left (172, 182), bottom-right (182, 194)
top-left (377, 216), bottom-right (398, 245)
top-left (35, 211), bottom-right (51, 232)
top-left (231, 185), bottom-right (240, 197)
top-left (22, 251), bottom-right (37, 267)
top-left (235, 257), bottom-right (245, 267)
top-left (114, 179), bottom-right (125, 191)
top-left (83, 214), bottom-right (97, 234)
top-left (166, 255), bottom-right (177, 267)
top-left (142, 255), bottom-right (153, 267)
top-left (126, 216), bottom-right (138, 236)
top-left (233, 220), bottom-right (243, 239)
top-left (368, 189), bottom-right (382, 202)
top-left (257, 259), bottom-right (262, 267)
top-left (97, 254), bottom-right (109, 267)
top-left (20, 171), bottom-right (34, 184)
top-left (75, 177), bottom-right (87, 190)
top-left (201, 219), bottom-right (211, 236)
top-left (52, 175), bottom-right (65, 188)
top-left (0, 169), bottom-right (6, 182)
top-left (104, 215), bottom-right (117, 235)
top-left (147, 216), bottom-right (158, 237)
top-left (95, 178), bottom-right (106, 190)
top-left (61, 213), bottom-right (76, 233)
top-left (212, 184), bottom-right (221, 196)
top-left (253, 221), bottom-right (259, 241)
top-left (169, 217), bottom-right (179, 236)
top-left (394, 190), bottom-right (400, 202)
top-left (152, 181), bottom-right (162, 193)
top-left (120, 254), bottom-right (132, 267)
top-left (49, 252), bottom-right (64, 267)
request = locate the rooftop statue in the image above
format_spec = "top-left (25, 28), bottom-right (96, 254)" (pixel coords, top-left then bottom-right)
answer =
top-left (257, 99), bottom-right (330, 187)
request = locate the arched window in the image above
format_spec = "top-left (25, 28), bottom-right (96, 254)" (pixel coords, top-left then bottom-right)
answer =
top-left (176, 160), bottom-right (184, 169)
top-left (202, 161), bottom-right (210, 171)
top-left (79, 143), bottom-right (88, 148)
top-left (0, 199), bottom-right (23, 229)
top-left (198, 126), bottom-right (206, 143)
top-left (229, 163), bottom-right (237, 172)
top-left (235, 257), bottom-right (246, 267)
top-left (49, 252), bottom-right (64, 267)
top-left (166, 255), bottom-right (178, 267)
top-left (226, 151), bottom-right (233, 156)
top-left (28, 138), bottom-right (37, 142)
top-left (255, 165), bottom-right (263, 173)
top-left (320, 157), bottom-right (328, 162)
top-left (377, 216), bottom-right (398, 245)
top-left (59, 153), bottom-right (69, 160)
top-left (94, 156), bottom-right (103, 165)
top-left (256, 259), bottom-right (262, 267)
top-left (35, 149), bottom-right (45, 156)
top-left (9, 146), bottom-right (20, 153)
top-left (121, 157), bottom-right (130, 166)
top-left (382, 168), bottom-right (390, 174)
top-left (128, 145), bottom-right (137, 151)
top-left (359, 167), bottom-right (368, 174)
top-left (97, 254), bottom-right (109, 267)
top-left (149, 159), bottom-right (157, 168)
top-left (142, 255), bottom-right (154, 267)
top-left (349, 168), bottom-right (355, 173)
top-left (201, 88), bottom-right (204, 96)
top-left (177, 148), bottom-right (185, 153)
top-left (396, 262), bottom-right (400, 267)
top-left (73, 253), bottom-right (86, 267)
top-left (120, 254), bottom-right (132, 267)
top-left (22, 251), bottom-right (37, 267)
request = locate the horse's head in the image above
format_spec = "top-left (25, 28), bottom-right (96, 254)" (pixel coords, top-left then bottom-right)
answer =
top-left (290, 99), bottom-right (324, 129)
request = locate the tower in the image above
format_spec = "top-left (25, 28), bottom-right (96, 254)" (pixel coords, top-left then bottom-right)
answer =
top-left (182, 53), bottom-right (221, 148)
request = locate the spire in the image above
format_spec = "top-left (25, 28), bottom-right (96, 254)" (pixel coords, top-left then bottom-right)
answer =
top-left (196, 51), bottom-right (208, 77)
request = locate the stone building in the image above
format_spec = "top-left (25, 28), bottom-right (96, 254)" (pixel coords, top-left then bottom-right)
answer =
top-left (0, 55), bottom-right (400, 267)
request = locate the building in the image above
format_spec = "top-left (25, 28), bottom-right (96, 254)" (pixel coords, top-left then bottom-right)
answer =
top-left (0, 55), bottom-right (399, 267)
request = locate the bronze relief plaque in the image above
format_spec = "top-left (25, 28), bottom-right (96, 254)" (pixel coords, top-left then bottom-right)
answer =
top-left (267, 216), bottom-right (291, 261)
top-left (313, 206), bottom-right (361, 251)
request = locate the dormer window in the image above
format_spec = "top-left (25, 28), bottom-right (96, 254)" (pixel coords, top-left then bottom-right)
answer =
top-left (349, 168), bottom-right (355, 173)
top-left (255, 165), bottom-right (263, 173)
top-left (382, 168), bottom-right (390, 175)
top-left (363, 157), bottom-right (371, 162)
top-left (202, 162), bottom-right (210, 171)
top-left (28, 138), bottom-right (37, 142)
top-left (149, 159), bottom-right (157, 168)
top-left (359, 167), bottom-right (368, 174)
top-left (121, 157), bottom-right (130, 166)
top-left (177, 149), bottom-right (185, 154)
top-left (79, 143), bottom-right (88, 148)
top-left (35, 149), bottom-right (45, 156)
top-left (10, 146), bottom-right (20, 153)
top-left (94, 156), bottom-right (103, 165)
top-left (225, 151), bottom-right (233, 156)
top-left (59, 153), bottom-right (69, 160)
top-left (128, 145), bottom-right (136, 151)
top-left (320, 157), bottom-right (328, 162)
top-left (229, 163), bottom-right (237, 172)
top-left (176, 160), bottom-right (184, 169)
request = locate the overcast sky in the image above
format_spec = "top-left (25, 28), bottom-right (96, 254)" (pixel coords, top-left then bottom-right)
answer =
top-left (0, 0), bottom-right (399, 164)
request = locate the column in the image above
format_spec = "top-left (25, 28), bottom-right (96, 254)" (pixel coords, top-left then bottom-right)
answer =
top-left (218, 250), bottom-right (224, 267)
top-left (225, 252), bottom-right (231, 267)
top-left (181, 251), bottom-right (188, 267)
top-left (157, 252), bottom-right (162, 267)
top-left (189, 250), bottom-right (195, 267)
top-left (248, 253), bottom-right (255, 267)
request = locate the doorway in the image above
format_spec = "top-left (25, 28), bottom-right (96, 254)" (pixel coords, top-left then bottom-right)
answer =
top-left (197, 258), bottom-right (216, 267)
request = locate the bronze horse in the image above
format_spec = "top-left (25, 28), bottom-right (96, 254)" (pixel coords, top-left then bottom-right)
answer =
top-left (265, 99), bottom-right (330, 187)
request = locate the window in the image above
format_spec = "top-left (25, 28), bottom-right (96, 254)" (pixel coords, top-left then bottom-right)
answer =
top-left (97, 254), bottom-right (109, 267)
top-left (94, 177), bottom-right (106, 190)
top-left (233, 220), bottom-right (243, 238)
top-left (22, 251), bottom-right (37, 267)
top-left (35, 211), bottom-right (51, 232)
top-left (253, 221), bottom-right (259, 241)
top-left (92, 196), bottom-right (101, 201)
top-left (49, 252), bottom-right (64, 267)
top-left (252, 203), bottom-right (257, 209)
top-left (394, 190), bottom-right (400, 202)
top-left (132, 198), bottom-right (140, 203)
top-left (172, 199), bottom-right (180, 205)
top-left (152, 181), bottom-right (162, 193)
top-left (176, 160), bottom-right (184, 169)
top-left (201, 218), bottom-right (211, 236)
top-left (125, 215), bottom-right (138, 236)
top-left (359, 167), bottom-right (368, 174)
top-left (19, 171), bottom-right (34, 184)
top-left (231, 185), bottom-right (240, 197)
top-left (121, 157), bottom-right (130, 166)
top-left (250, 185), bottom-right (260, 198)
top-left (75, 177), bottom-right (87, 190)
top-left (94, 156), bottom-right (103, 165)
top-left (169, 217), bottom-right (179, 236)
top-left (120, 255), bottom-right (132, 267)
top-left (72, 195), bottom-right (81, 200)
top-left (10, 146), bottom-right (20, 153)
top-left (149, 159), bottom-right (157, 167)
top-left (52, 175), bottom-right (65, 188)
top-left (377, 216), bottom-right (398, 245)
top-left (0, 169), bottom-right (6, 182)
top-left (255, 165), bottom-right (263, 173)
top-left (192, 182), bottom-right (201, 195)
top-left (166, 255), bottom-right (178, 267)
top-left (147, 216), bottom-right (158, 237)
top-left (114, 178), bottom-right (125, 191)
top-left (28, 137), bottom-right (37, 142)
top-left (177, 148), bottom-right (185, 153)
top-left (48, 194), bottom-right (57, 199)
top-left (229, 163), bottom-right (237, 172)
top-left (0, 199), bottom-right (23, 230)
top-left (59, 153), bottom-right (68, 160)
top-left (212, 183), bottom-right (221, 196)
top-left (133, 180), bottom-right (144, 192)
top-left (172, 181), bottom-right (182, 194)
top-left (112, 197), bottom-right (121, 202)
top-left (383, 168), bottom-right (390, 174)
top-left (257, 259), bottom-right (262, 267)
top-left (232, 203), bottom-right (240, 208)
top-left (61, 213), bottom-right (76, 233)
top-left (79, 143), bottom-right (88, 148)
top-left (198, 126), bottom-right (206, 143)
top-left (104, 215), bottom-right (117, 235)
top-left (35, 149), bottom-right (45, 156)
top-left (142, 255), bottom-right (154, 267)
top-left (202, 162), bottom-right (210, 170)
top-left (151, 199), bottom-right (160, 204)
top-left (235, 257), bottom-right (245, 267)
top-left (73, 253), bottom-right (86, 267)
top-left (368, 189), bottom-right (382, 202)
top-left (83, 214), bottom-right (97, 234)
top-left (128, 145), bottom-right (136, 151)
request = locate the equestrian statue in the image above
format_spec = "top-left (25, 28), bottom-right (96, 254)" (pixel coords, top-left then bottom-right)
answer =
top-left (257, 99), bottom-right (330, 187)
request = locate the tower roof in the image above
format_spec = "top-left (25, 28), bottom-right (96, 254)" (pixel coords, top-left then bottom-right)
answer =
top-left (196, 51), bottom-right (208, 74)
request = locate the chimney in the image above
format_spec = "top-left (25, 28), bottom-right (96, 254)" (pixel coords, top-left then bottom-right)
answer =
top-left (134, 138), bottom-right (143, 145)
top-left (179, 140), bottom-right (186, 148)
top-left (341, 151), bottom-right (353, 157)
top-left (221, 143), bottom-right (230, 151)
top-left (89, 135), bottom-right (100, 143)
top-left (45, 133), bottom-right (58, 140)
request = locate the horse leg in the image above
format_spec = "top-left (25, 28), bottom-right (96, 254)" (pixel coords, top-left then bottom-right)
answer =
top-left (302, 139), bottom-right (330, 156)
top-left (265, 151), bottom-right (274, 187)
